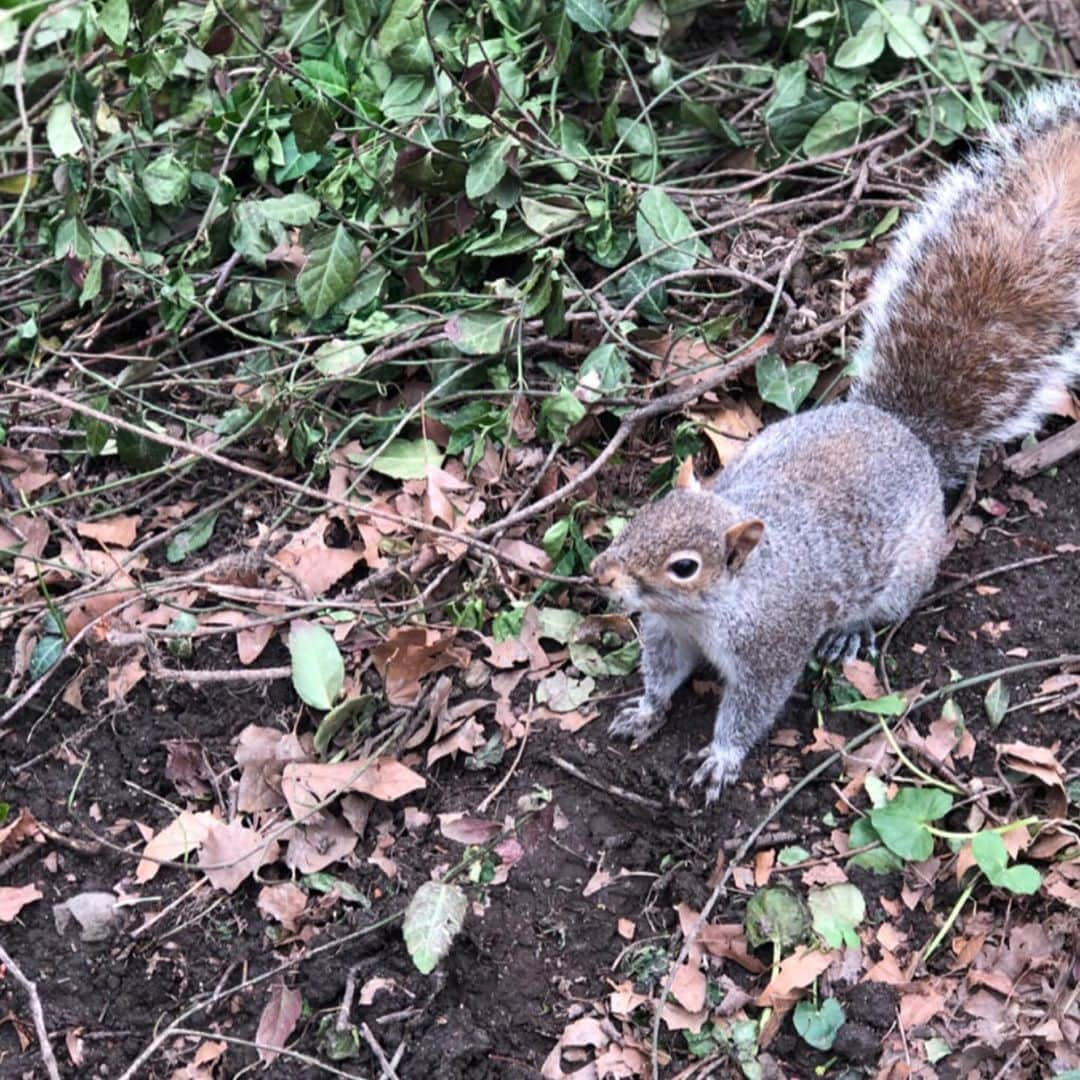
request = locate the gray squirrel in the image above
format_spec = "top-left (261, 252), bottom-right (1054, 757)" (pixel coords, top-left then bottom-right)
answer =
top-left (591, 83), bottom-right (1080, 802)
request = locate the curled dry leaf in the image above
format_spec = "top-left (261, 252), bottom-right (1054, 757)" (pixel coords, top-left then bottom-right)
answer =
top-left (428, 716), bottom-right (487, 766)
top-left (438, 813), bottom-right (502, 846)
top-left (281, 758), bottom-right (425, 818)
top-left (0, 808), bottom-right (43, 854)
top-left (0, 883), bottom-right (43, 923)
top-left (53, 891), bottom-right (121, 943)
top-left (200, 820), bottom-right (280, 894)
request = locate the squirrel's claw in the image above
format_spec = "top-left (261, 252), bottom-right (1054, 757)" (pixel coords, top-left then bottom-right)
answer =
top-left (608, 698), bottom-right (668, 746)
top-left (689, 744), bottom-right (745, 804)
top-left (816, 623), bottom-right (878, 664)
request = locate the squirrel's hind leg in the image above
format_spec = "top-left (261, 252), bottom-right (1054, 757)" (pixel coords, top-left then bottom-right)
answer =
top-left (609, 614), bottom-right (700, 746)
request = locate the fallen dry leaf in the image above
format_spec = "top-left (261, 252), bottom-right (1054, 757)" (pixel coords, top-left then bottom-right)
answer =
top-left (439, 813), bottom-right (502, 845)
top-left (76, 514), bottom-right (140, 548)
top-left (283, 815), bottom-right (358, 874)
top-left (0, 883), bottom-right (42, 922)
top-left (257, 883), bottom-right (309, 931)
top-left (371, 626), bottom-right (469, 705)
top-left (137, 810), bottom-right (216, 883)
top-left (281, 758), bottom-right (425, 818)
top-left (757, 945), bottom-right (837, 1008)
top-left (255, 983), bottom-right (302, 1065)
top-left (200, 820), bottom-right (280, 894)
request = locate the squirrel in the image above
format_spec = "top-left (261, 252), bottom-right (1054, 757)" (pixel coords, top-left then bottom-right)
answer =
top-left (591, 83), bottom-right (1080, 802)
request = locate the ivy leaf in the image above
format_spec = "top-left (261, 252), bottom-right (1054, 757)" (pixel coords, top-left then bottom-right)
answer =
top-left (98, 0), bottom-right (130, 47)
top-left (539, 387), bottom-right (586, 442)
top-left (756, 353), bottom-right (818, 413)
top-left (794, 998), bottom-right (845, 1051)
top-left (446, 312), bottom-right (508, 356)
top-left (288, 620), bottom-right (345, 711)
top-left (143, 154), bottom-right (191, 207)
top-left (636, 188), bottom-right (706, 274)
top-left (403, 881), bottom-right (467, 974)
top-left (356, 438), bottom-right (443, 480)
top-left (297, 225), bottom-right (360, 319)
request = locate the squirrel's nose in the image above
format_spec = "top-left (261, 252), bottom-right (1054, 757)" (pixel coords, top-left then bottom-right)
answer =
top-left (591, 553), bottom-right (619, 588)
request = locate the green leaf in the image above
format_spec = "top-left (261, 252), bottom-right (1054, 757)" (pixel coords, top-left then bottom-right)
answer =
top-left (847, 815), bottom-right (903, 874)
top-left (636, 188), bottom-right (705, 274)
top-left (756, 353), bottom-right (818, 413)
top-left (296, 58), bottom-right (349, 97)
top-left (869, 787), bottom-right (953, 862)
top-left (576, 344), bottom-right (630, 402)
top-left (809, 883), bottom-right (865, 949)
top-left (465, 138), bottom-right (511, 200)
top-left (403, 880), bottom-right (467, 974)
top-left (46, 101), bottom-right (81, 158)
top-left (447, 312), bottom-right (508, 356)
top-left (98, 0), bottom-right (130, 47)
top-left (288, 619), bottom-right (345, 711)
top-left (29, 635), bottom-right (64, 681)
top-left (794, 998), bottom-right (845, 1051)
top-left (764, 61), bottom-right (807, 120)
top-left (166, 511), bottom-right (219, 564)
top-left (886, 13), bottom-right (932, 59)
top-left (539, 387), bottom-right (586, 442)
top-left (297, 225), bottom-right (360, 319)
top-left (356, 438), bottom-right (443, 480)
top-left (834, 25), bottom-right (885, 68)
top-left (564, 0), bottom-right (611, 32)
top-left (744, 885), bottom-right (810, 950)
top-left (314, 694), bottom-right (376, 757)
top-left (777, 846), bottom-right (811, 866)
top-left (142, 153), bottom-right (191, 207)
top-left (519, 196), bottom-right (585, 237)
top-left (971, 831), bottom-right (1041, 894)
top-left (803, 101), bottom-right (871, 157)
top-left (312, 339), bottom-right (367, 377)
top-left (834, 692), bottom-right (908, 716)
top-left (984, 678), bottom-right (1009, 728)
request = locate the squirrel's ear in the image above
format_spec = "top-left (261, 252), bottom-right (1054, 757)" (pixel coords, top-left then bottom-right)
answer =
top-left (674, 457), bottom-right (700, 491)
top-left (724, 519), bottom-right (764, 571)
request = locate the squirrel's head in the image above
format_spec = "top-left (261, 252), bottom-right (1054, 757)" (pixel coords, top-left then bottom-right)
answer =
top-left (591, 459), bottom-right (764, 617)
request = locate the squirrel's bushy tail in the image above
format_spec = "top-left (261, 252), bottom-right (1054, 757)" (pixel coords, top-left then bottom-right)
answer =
top-left (850, 83), bottom-right (1080, 486)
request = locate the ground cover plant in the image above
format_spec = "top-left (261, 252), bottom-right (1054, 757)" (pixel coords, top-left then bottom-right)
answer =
top-left (1, 0), bottom-right (1080, 1076)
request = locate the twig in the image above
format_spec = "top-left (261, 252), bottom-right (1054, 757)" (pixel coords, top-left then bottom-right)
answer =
top-left (476, 715), bottom-right (532, 815)
top-left (547, 753), bottom-right (666, 812)
top-left (360, 1022), bottom-right (401, 1080)
top-left (0, 944), bottom-right (61, 1080)
top-left (1003, 420), bottom-right (1080, 477)
top-left (921, 553), bottom-right (1061, 606)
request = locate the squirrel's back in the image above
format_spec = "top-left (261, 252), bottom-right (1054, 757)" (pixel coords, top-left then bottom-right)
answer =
top-left (851, 83), bottom-right (1080, 485)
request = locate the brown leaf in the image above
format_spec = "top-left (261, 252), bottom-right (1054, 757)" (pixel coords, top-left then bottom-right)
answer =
top-left (842, 658), bottom-right (886, 700)
top-left (427, 717), bottom-right (486, 766)
top-left (371, 626), bottom-right (469, 705)
top-left (137, 810), bottom-right (216, 883)
top-left (164, 740), bottom-right (212, 799)
top-left (257, 883), bottom-right (309, 931)
top-left (65, 1028), bottom-right (85, 1068)
top-left (757, 946), bottom-right (836, 1008)
top-left (200, 820), bottom-right (280, 894)
top-left (0, 809), bottom-right (43, 855)
top-left (255, 983), bottom-right (302, 1065)
top-left (0, 883), bottom-right (42, 922)
top-left (438, 813), bottom-right (502, 845)
top-left (281, 758), bottom-right (425, 817)
top-left (283, 815), bottom-right (358, 874)
top-left (998, 741), bottom-right (1065, 788)
top-left (273, 517), bottom-right (363, 596)
top-left (76, 514), bottom-right (140, 548)
top-left (670, 962), bottom-right (707, 1013)
top-left (689, 394), bottom-right (762, 466)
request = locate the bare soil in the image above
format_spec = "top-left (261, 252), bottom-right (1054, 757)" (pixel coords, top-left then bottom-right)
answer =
top-left (1, 445), bottom-right (1077, 1079)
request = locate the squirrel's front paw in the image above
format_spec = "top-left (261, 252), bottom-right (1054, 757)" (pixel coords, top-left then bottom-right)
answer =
top-left (608, 697), bottom-right (668, 746)
top-left (689, 744), bottom-right (745, 804)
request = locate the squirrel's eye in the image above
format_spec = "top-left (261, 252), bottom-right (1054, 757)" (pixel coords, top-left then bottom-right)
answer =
top-left (667, 557), bottom-right (700, 581)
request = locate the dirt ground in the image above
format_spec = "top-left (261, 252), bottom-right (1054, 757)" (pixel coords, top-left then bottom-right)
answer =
top-left (1, 440), bottom-right (1077, 1079)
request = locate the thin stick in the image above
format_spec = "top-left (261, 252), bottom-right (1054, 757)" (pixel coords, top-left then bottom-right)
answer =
top-left (0, 944), bottom-right (61, 1080)
top-left (476, 716), bottom-right (532, 815)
